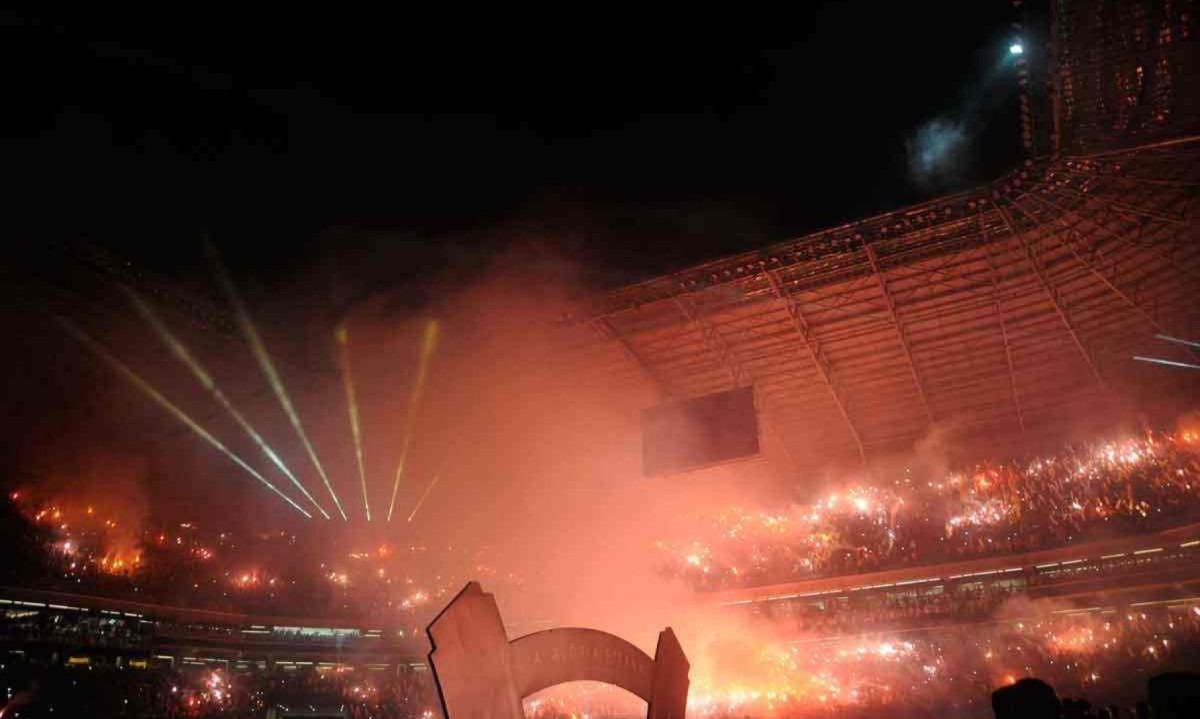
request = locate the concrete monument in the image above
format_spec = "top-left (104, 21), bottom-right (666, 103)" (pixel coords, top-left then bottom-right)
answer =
top-left (428, 582), bottom-right (689, 719)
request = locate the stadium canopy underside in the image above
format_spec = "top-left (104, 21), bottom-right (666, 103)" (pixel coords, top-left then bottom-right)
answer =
top-left (562, 140), bottom-right (1200, 470)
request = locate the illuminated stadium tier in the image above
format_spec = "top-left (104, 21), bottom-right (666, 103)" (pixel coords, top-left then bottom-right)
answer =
top-left (1051, 0), bottom-right (1200, 156)
top-left (709, 521), bottom-right (1200, 625)
top-left (0, 586), bottom-right (424, 672)
top-left (569, 143), bottom-right (1200, 468)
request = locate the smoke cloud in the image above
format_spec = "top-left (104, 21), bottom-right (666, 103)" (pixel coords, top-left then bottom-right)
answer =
top-left (907, 117), bottom-right (968, 190)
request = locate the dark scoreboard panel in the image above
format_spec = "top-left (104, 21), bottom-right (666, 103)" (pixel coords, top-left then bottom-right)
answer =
top-left (641, 386), bottom-right (760, 477)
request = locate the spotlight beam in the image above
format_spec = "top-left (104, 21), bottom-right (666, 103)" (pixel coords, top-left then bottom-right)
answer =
top-left (121, 285), bottom-right (331, 518)
top-left (205, 241), bottom-right (348, 520)
top-left (1133, 355), bottom-right (1200, 370)
top-left (387, 319), bottom-right (440, 522)
top-left (406, 473), bottom-right (440, 523)
top-left (53, 314), bottom-right (312, 518)
top-left (336, 324), bottom-right (371, 521)
top-left (1155, 334), bottom-right (1200, 350)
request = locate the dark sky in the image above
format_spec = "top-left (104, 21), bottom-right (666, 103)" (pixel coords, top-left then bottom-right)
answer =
top-left (4, 4), bottom-right (1022, 289)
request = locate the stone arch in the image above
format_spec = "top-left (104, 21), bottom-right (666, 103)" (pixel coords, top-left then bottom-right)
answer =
top-left (428, 583), bottom-right (689, 719)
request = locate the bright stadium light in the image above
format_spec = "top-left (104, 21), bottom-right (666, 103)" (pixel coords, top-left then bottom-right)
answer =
top-left (1155, 334), bottom-right (1200, 350)
top-left (54, 314), bottom-right (313, 518)
top-left (1009, 42), bottom-right (1024, 55)
top-left (336, 324), bottom-right (372, 522)
top-left (121, 284), bottom-right (331, 519)
top-left (1133, 356), bottom-right (1200, 370)
top-left (387, 319), bottom-right (440, 522)
top-left (205, 240), bottom-right (349, 520)
top-left (407, 474), bottom-right (441, 523)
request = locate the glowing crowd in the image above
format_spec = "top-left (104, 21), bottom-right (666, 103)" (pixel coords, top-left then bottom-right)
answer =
top-left (657, 431), bottom-right (1200, 590)
top-left (3, 429), bottom-right (1200, 718)
top-left (0, 664), bottom-right (438, 719)
top-left (5, 491), bottom-right (520, 628)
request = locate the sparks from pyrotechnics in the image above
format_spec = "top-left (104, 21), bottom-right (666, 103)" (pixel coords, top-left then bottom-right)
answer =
top-left (407, 474), bottom-right (440, 523)
top-left (387, 319), bottom-right (440, 522)
top-left (122, 284), bottom-right (330, 518)
top-left (205, 240), bottom-right (348, 520)
top-left (336, 324), bottom-right (371, 521)
top-left (53, 314), bottom-right (312, 518)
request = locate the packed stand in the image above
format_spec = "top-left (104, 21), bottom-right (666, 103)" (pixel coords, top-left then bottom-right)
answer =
top-left (0, 486), bottom-right (518, 625)
top-left (659, 432), bottom-right (1200, 590)
top-left (0, 664), bottom-right (439, 719)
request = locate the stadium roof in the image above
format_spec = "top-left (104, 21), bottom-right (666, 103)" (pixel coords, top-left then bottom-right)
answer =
top-left (564, 140), bottom-right (1200, 469)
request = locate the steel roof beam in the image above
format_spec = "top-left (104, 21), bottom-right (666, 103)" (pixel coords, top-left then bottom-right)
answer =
top-left (671, 296), bottom-right (800, 471)
top-left (980, 214), bottom-right (1026, 433)
top-left (1009, 197), bottom-right (1200, 365)
top-left (592, 318), bottom-right (675, 401)
top-left (763, 270), bottom-right (868, 467)
top-left (1013, 189), bottom-right (1200, 286)
top-left (863, 243), bottom-right (936, 426)
top-left (992, 201), bottom-right (1108, 391)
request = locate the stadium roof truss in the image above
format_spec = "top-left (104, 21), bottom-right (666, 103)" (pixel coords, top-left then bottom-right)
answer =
top-left (564, 141), bottom-right (1200, 468)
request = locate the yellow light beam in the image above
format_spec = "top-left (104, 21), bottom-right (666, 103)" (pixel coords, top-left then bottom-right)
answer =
top-left (387, 319), bottom-right (440, 522)
top-left (336, 324), bottom-right (371, 521)
top-left (406, 473), bottom-right (441, 523)
top-left (121, 284), bottom-right (331, 518)
top-left (205, 241), bottom-right (348, 520)
top-left (53, 314), bottom-right (312, 518)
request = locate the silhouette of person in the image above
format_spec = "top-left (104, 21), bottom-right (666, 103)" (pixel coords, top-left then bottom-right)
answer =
top-left (992, 678), bottom-right (1061, 719)
top-left (1148, 671), bottom-right (1200, 719)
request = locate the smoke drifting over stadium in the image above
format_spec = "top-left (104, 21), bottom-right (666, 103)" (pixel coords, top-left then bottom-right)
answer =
top-left (907, 118), bottom-right (968, 189)
top-left (2, 2), bottom-right (1200, 718)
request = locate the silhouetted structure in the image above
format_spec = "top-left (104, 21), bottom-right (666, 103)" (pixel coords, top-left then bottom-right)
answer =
top-left (1147, 671), bottom-right (1200, 719)
top-left (993, 678), bottom-right (1062, 719)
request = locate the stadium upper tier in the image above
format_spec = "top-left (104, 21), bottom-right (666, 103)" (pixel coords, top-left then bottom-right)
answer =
top-left (561, 143), bottom-right (1200, 467)
top-left (655, 430), bottom-right (1200, 591)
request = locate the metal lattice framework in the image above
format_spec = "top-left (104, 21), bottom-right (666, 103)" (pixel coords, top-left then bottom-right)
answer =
top-left (563, 141), bottom-right (1200, 468)
top-left (1053, 0), bottom-right (1200, 156)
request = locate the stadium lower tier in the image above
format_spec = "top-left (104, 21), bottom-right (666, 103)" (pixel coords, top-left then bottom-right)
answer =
top-left (0, 587), bottom-right (424, 675)
top-left (3, 523), bottom-right (1200, 718)
top-left (0, 662), bottom-right (437, 719)
top-left (714, 520), bottom-right (1200, 635)
top-left (3, 602), bottom-right (1200, 719)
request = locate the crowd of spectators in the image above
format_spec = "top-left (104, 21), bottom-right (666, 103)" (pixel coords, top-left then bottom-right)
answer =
top-left (5, 431), bottom-right (1197, 620)
top-left (663, 432), bottom-right (1200, 590)
top-left (0, 488), bottom-right (484, 625)
top-left (0, 610), bottom-right (153, 650)
top-left (0, 609), bottom-right (410, 654)
top-left (758, 580), bottom-right (1023, 636)
top-left (0, 664), bottom-right (438, 719)
top-left (521, 606), bottom-right (1200, 719)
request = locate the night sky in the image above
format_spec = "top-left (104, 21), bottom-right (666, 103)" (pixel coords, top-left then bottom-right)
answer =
top-left (4, 4), bottom-right (1021, 288)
